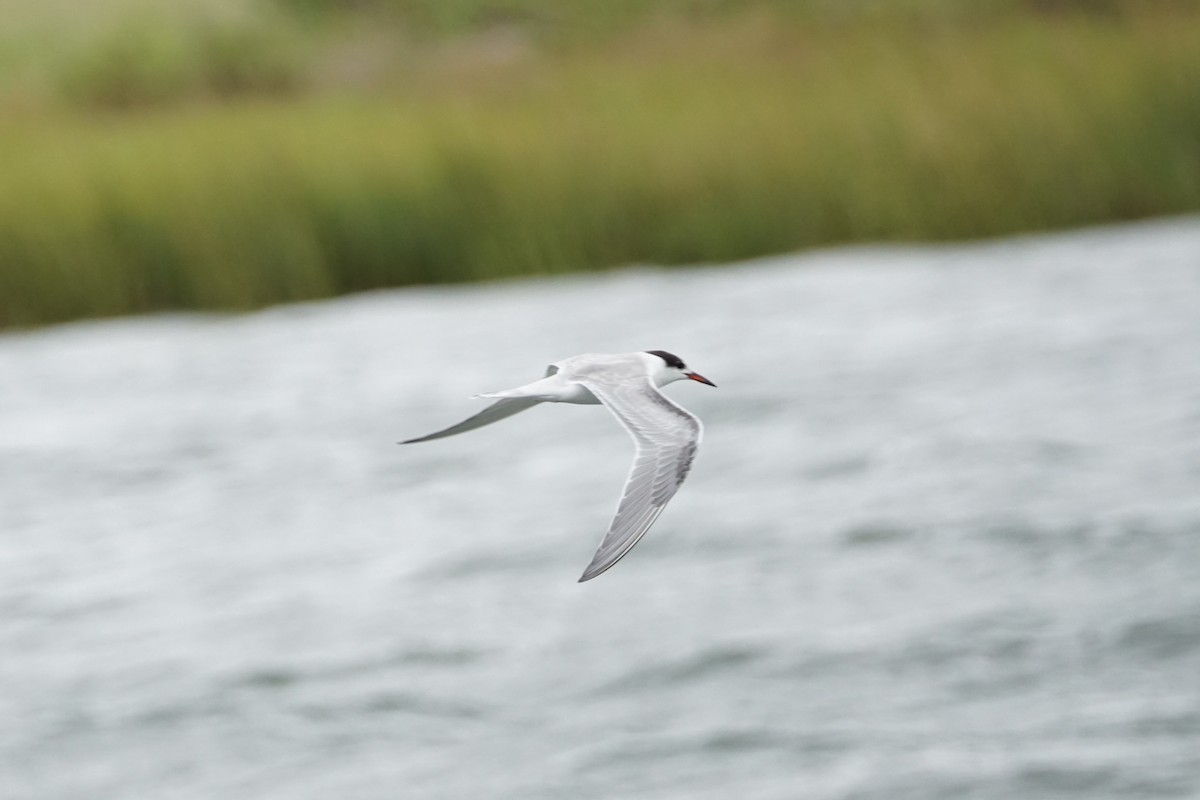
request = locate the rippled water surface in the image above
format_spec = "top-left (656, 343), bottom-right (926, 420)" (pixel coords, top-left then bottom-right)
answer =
top-left (3, 219), bottom-right (1200, 799)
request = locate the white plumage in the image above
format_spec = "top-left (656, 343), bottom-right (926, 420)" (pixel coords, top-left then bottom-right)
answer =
top-left (402, 351), bottom-right (716, 581)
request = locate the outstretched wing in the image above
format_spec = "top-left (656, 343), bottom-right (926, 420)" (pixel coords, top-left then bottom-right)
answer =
top-left (400, 397), bottom-right (542, 444)
top-left (574, 376), bottom-right (702, 582)
top-left (400, 365), bottom-right (556, 444)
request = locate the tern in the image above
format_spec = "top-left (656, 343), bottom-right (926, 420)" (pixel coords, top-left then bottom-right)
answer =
top-left (402, 351), bottom-right (716, 582)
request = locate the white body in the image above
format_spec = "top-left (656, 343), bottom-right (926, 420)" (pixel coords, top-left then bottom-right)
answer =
top-left (477, 352), bottom-right (681, 405)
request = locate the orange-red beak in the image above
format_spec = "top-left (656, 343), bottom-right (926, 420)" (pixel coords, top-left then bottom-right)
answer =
top-left (685, 372), bottom-right (717, 387)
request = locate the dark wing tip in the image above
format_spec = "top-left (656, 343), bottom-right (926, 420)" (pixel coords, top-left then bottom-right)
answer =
top-left (578, 548), bottom-right (619, 582)
top-left (577, 565), bottom-right (605, 583)
top-left (399, 431), bottom-right (446, 444)
top-left (578, 550), bottom-right (622, 582)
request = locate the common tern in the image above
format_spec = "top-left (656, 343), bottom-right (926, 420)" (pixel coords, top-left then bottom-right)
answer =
top-left (402, 351), bottom-right (716, 581)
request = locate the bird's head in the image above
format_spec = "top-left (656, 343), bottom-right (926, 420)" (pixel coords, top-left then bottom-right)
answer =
top-left (645, 350), bottom-right (717, 388)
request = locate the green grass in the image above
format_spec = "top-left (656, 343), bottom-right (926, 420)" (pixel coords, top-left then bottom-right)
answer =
top-left (1, 1), bottom-right (1199, 327)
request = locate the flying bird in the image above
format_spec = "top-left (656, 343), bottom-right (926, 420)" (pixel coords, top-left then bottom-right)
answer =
top-left (401, 351), bottom-right (716, 581)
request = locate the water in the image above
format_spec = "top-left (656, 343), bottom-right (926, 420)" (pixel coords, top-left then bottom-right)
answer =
top-left (3, 218), bottom-right (1200, 799)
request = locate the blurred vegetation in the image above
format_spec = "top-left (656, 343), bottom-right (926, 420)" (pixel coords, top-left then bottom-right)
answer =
top-left (1, 0), bottom-right (1198, 326)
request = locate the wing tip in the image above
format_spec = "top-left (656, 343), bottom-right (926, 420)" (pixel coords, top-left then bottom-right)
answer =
top-left (577, 551), bottom-right (618, 582)
top-left (576, 550), bottom-right (625, 582)
top-left (577, 566), bottom-right (604, 583)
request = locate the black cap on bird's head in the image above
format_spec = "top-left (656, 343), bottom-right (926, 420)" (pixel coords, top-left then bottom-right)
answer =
top-left (645, 350), bottom-right (717, 387)
top-left (646, 350), bottom-right (686, 369)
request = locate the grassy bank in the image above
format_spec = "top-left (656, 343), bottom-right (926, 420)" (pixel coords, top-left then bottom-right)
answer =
top-left (2, 1), bottom-right (1199, 327)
